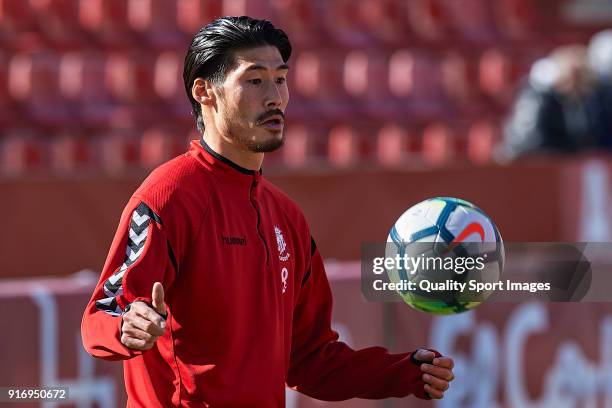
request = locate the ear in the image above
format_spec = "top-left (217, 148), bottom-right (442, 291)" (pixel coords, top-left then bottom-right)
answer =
top-left (192, 78), bottom-right (217, 107)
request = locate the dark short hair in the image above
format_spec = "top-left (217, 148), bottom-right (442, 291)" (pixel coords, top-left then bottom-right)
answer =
top-left (183, 16), bottom-right (292, 133)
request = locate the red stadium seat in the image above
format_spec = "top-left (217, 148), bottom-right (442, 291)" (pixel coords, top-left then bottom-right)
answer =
top-left (104, 51), bottom-right (160, 116)
top-left (8, 51), bottom-right (71, 129)
top-left (58, 51), bottom-right (113, 102)
top-left (154, 51), bottom-right (183, 101)
top-left (292, 50), bottom-right (353, 121)
top-left (404, 0), bottom-right (451, 43)
top-left (356, 0), bottom-right (410, 47)
top-left (437, 0), bottom-right (496, 44)
top-left (77, 0), bottom-right (102, 29)
top-left (421, 122), bottom-right (454, 166)
top-left (342, 49), bottom-right (408, 120)
top-left (104, 52), bottom-right (133, 103)
top-left (493, 0), bottom-right (543, 41)
top-left (57, 51), bottom-right (120, 129)
top-left (479, 48), bottom-right (508, 98)
top-left (467, 120), bottom-right (498, 164)
top-left (152, 51), bottom-right (192, 123)
top-left (268, 0), bottom-right (327, 48)
top-left (95, 129), bottom-right (139, 174)
top-left (439, 51), bottom-right (493, 117)
top-left (50, 134), bottom-right (94, 172)
top-left (494, 0), bottom-right (579, 44)
top-left (140, 127), bottom-right (186, 169)
top-left (343, 50), bottom-right (389, 98)
top-left (176, 0), bottom-right (223, 35)
top-left (125, 0), bottom-right (185, 49)
top-left (404, 0), bottom-right (501, 45)
top-left (29, 0), bottom-right (89, 50)
top-left (376, 123), bottom-right (414, 166)
top-left (388, 49), bottom-right (448, 119)
top-left (0, 133), bottom-right (46, 174)
top-left (343, 50), bottom-right (370, 97)
top-left (78, 0), bottom-right (138, 50)
top-left (321, 0), bottom-right (373, 48)
top-left (0, 52), bottom-right (24, 129)
top-left (478, 48), bottom-right (524, 103)
top-left (0, 0), bottom-right (38, 33)
top-left (388, 49), bottom-right (442, 100)
top-left (327, 124), bottom-right (360, 167)
top-left (221, 0), bottom-right (273, 20)
top-left (440, 51), bottom-right (474, 102)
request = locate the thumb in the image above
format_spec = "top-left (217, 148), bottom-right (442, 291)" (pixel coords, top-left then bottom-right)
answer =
top-left (413, 349), bottom-right (435, 363)
top-left (151, 282), bottom-right (167, 317)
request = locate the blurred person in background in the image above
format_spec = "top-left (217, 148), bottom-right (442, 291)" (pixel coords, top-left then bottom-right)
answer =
top-left (502, 43), bottom-right (610, 159)
top-left (81, 16), bottom-right (454, 407)
top-left (589, 29), bottom-right (612, 85)
top-left (588, 29), bottom-right (612, 149)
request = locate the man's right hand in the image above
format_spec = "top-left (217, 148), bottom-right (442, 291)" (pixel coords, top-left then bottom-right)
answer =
top-left (121, 282), bottom-right (167, 350)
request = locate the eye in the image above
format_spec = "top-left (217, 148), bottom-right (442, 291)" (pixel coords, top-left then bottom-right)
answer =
top-left (248, 78), bottom-right (262, 85)
top-left (276, 77), bottom-right (286, 84)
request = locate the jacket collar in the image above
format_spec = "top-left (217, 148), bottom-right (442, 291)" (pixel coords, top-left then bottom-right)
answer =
top-left (189, 138), bottom-right (262, 182)
top-left (199, 138), bottom-right (259, 175)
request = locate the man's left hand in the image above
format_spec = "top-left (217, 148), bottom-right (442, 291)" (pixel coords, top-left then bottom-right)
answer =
top-left (413, 349), bottom-right (455, 399)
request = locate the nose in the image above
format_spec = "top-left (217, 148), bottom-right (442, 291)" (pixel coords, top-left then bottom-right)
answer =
top-left (264, 82), bottom-right (283, 109)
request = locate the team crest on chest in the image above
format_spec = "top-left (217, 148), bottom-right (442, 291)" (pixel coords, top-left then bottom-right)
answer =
top-left (274, 225), bottom-right (290, 262)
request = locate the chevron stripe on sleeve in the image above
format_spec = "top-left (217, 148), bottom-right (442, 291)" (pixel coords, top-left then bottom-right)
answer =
top-left (95, 202), bottom-right (162, 316)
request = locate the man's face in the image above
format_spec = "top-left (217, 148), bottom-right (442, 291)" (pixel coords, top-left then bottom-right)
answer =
top-left (213, 45), bottom-right (289, 153)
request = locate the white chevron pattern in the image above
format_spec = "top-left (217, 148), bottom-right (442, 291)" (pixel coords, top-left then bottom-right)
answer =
top-left (108, 270), bottom-right (126, 286)
top-left (96, 202), bottom-right (158, 316)
top-left (132, 212), bottom-right (150, 226)
top-left (125, 245), bottom-right (145, 261)
top-left (96, 297), bottom-right (121, 316)
top-left (106, 308), bottom-right (121, 316)
top-left (103, 286), bottom-right (114, 297)
top-left (97, 297), bottom-right (114, 307)
top-left (129, 227), bottom-right (148, 246)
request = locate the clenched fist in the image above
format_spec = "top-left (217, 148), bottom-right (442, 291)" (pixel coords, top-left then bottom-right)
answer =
top-left (413, 349), bottom-right (455, 400)
top-left (121, 282), bottom-right (167, 350)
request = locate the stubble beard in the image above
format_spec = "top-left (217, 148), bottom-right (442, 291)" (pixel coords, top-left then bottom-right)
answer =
top-left (226, 119), bottom-right (285, 153)
top-left (247, 133), bottom-right (284, 153)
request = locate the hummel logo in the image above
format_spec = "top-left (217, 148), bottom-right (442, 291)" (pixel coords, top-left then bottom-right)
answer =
top-left (222, 236), bottom-right (247, 246)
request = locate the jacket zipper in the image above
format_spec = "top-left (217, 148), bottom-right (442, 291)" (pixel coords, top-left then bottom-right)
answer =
top-left (250, 179), bottom-right (270, 266)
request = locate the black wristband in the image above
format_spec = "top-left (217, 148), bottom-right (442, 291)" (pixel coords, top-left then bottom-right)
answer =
top-left (122, 303), bottom-right (132, 315)
top-left (123, 301), bottom-right (167, 319)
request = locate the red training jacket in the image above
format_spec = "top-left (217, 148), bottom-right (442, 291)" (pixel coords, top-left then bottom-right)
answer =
top-left (81, 139), bottom-right (432, 407)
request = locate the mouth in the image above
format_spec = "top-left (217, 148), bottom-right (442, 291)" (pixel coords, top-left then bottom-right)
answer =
top-left (259, 116), bottom-right (284, 129)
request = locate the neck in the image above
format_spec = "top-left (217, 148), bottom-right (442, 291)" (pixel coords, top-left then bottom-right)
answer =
top-left (201, 131), bottom-right (264, 171)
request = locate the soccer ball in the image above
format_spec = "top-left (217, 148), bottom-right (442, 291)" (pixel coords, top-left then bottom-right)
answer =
top-left (386, 197), bottom-right (504, 314)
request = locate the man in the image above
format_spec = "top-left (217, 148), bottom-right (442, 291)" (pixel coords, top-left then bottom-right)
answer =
top-left (81, 16), bottom-right (454, 407)
top-left (503, 44), bottom-right (609, 158)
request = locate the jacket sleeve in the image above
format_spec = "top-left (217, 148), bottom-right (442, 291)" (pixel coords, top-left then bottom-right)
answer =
top-left (286, 239), bottom-right (436, 401)
top-left (81, 196), bottom-right (177, 360)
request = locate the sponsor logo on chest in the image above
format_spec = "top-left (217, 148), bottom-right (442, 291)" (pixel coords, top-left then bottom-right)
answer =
top-left (274, 225), bottom-right (290, 262)
top-left (275, 225), bottom-right (290, 293)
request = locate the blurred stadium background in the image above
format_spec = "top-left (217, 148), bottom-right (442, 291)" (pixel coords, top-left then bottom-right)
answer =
top-left (1, 0), bottom-right (612, 406)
